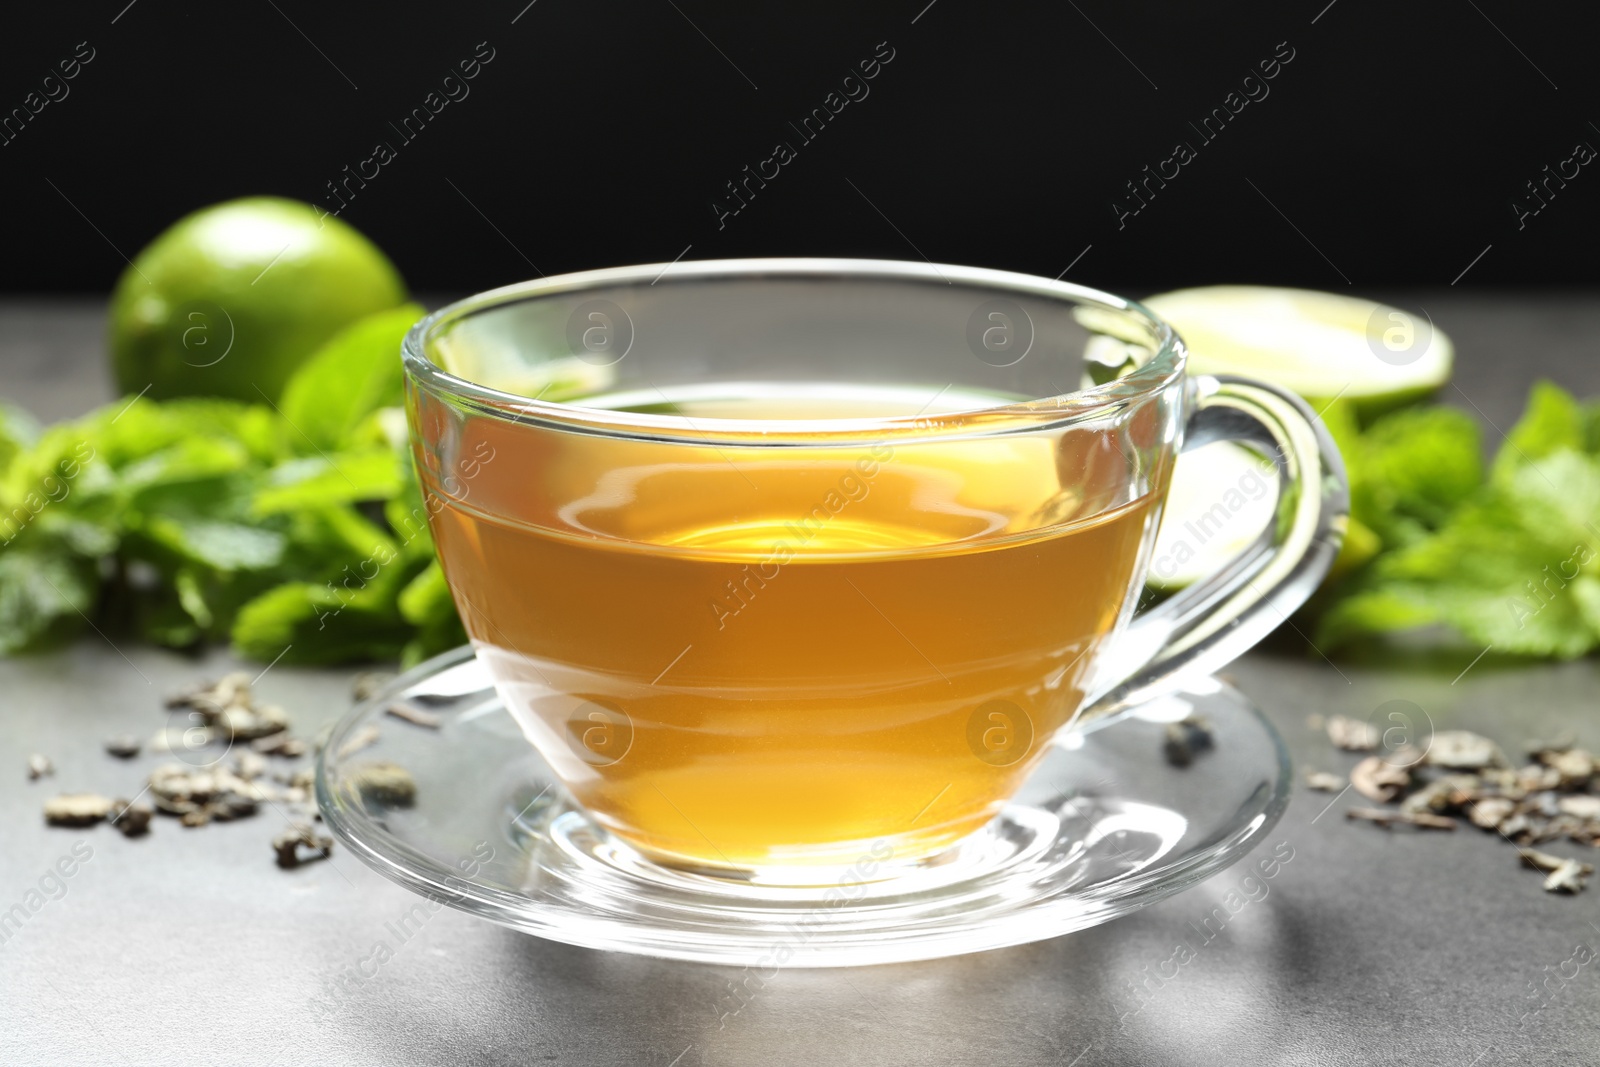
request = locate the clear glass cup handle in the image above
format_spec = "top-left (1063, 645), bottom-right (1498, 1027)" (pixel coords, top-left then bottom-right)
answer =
top-left (1078, 373), bottom-right (1350, 727)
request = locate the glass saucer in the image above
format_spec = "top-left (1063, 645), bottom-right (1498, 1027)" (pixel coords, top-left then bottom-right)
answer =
top-left (317, 647), bottom-right (1290, 968)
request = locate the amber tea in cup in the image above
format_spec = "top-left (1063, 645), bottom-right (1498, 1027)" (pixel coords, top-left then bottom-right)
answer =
top-left (404, 260), bottom-right (1344, 877)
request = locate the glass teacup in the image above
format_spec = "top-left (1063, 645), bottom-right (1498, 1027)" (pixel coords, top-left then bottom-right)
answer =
top-left (402, 259), bottom-right (1345, 878)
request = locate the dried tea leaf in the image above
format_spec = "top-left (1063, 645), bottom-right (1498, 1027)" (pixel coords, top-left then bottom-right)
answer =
top-left (108, 798), bottom-right (152, 837)
top-left (1426, 730), bottom-right (1507, 771)
top-left (167, 671), bottom-right (252, 712)
top-left (1400, 774), bottom-right (1481, 815)
top-left (217, 702), bottom-right (288, 741)
top-left (1540, 748), bottom-right (1595, 788)
top-left (1519, 848), bottom-right (1579, 873)
top-left (26, 754), bottom-right (54, 780)
top-left (385, 702), bottom-right (441, 729)
top-left (1327, 716), bottom-right (1379, 752)
top-left (1469, 797), bottom-right (1516, 829)
top-left (233, 751), bottom-right (267, 780)
top-left (1346, 807), bottom-right (1457, 831)
top-left (1351, 757), bottom-right (1410, 802)
top-left (1544, 861), bottom-right (1590, 894)
top-left (103, 735), bottom-right (142, 759)
top-left (251, 733), bottom-right (307, 758)
top-left (273, 822), bottom-right (333, 868)
top-left (44, 793), bottom-right (112, 827)
top-left (1499, 813), bottom-right (1539, 843)
top-left (1558, 795), bottom-right (1600, 819)
top-left (1516, 764), bottom-right (1562, 792)
top-left (1305, 771), bottom-right (1345, 792)
top-left (350, 761), bottom-right (416, 807)
top-left (1520, 850), bottom-right (1594, 893)
top-left (1523, 791), bottom-right (1561, 818)
top-left (1477, 767), bottom-right (1526, 799)
top-left (1162, 716), bottom-right (1214, 768)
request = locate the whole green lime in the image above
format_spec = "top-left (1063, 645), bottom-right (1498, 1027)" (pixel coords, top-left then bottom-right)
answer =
top-left (109, 198), bottom-right (408, 402)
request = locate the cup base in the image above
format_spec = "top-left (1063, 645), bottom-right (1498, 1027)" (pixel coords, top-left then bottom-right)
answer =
top-left (317, 647), bottom-right (1290, 968)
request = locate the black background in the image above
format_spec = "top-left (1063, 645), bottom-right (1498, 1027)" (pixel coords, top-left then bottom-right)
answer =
top-left (2, 0), bottom-right (1595, 295)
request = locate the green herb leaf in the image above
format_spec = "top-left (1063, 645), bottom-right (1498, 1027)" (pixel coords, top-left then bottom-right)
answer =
top-left (1492, 380), bottom-right (1581, 482)
top-left (279, 304), bottom-right (425, 452)
top-left (230, 580), bottom-right (413, 664)
top-left (0, 401), bottom-right (41, 478)
top-left (398, 561), bottom-right (454, 626)
top-left (252, 450), bottom-right (404, 516)
top-left (0, 538), bottom-right (98, 653)
top-left (1321, 449), bottom-right (1600, 657)
top-left (1350, 405), bottom-right (1483, 547)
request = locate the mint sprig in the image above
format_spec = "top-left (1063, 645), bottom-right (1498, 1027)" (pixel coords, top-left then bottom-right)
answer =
top-left (1319, 381), bottom-right (1600, 658)
top-left (0, 303), bottom-right (464, 666)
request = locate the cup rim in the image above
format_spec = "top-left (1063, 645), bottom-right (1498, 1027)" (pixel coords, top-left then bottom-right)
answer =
top-left (402, 257), bottom-right (1186, 444)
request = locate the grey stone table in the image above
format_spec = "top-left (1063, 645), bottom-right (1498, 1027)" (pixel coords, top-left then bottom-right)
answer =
top-left (2, 295), bottom-right (1598, 1066)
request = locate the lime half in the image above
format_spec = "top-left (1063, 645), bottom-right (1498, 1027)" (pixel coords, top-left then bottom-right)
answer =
top-left (1142, 286), bottom-right (1452, 418)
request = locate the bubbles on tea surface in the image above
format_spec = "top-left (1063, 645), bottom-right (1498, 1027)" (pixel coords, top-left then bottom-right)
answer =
top-left (965, 299), bottom-right (1034, 368)
top-left (565, 299), bottom-right (634, 367)
top-left (1365, 304), bottom-right (1434, 367)
top-left (565, 698), bottom-right (635, 767)
top-left (965, 699), bottom-right (1034, 766)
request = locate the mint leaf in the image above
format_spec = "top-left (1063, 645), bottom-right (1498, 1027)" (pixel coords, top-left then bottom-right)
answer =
top-left (231, 580), bottom-right (412, 664)
top-left (252, 450), bottom-right (404, 516)
top-left (0, 401), bottom-right (41, 478)
top-left (1492, 381), bottom-right (1581, 482)
top-left (139, 516), bottom-right (287, 572)
top-left (1316, 584), bottom-right (1442, 646)
top-left (398, 561), bottom-right (454, 625)
top-left (398, 563), bottom-right (467, 667)
top-left (279, 304), bottom-right (425, 452)
top-left (1352, 405), bottom-right (1483, 546)
top-left (0, 538), bottom-right (97, 653)
top-left (384, 460), bottom-right (437, 561)
top-left (1322, 449), bottom-right (1600, 657)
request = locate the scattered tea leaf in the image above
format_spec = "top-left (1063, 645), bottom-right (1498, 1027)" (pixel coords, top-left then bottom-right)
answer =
top-left (26, 754), bottom-right (53, 780)
top-left (1538, 747), bottom-right (1595, 788)
top-left (1557, 795), bottom-right (1600, 819)
top-left (103, 735), bottom-right (141, 759)
top-left (350, 760), bottom-right (416, 807)
top-left (1426, 730), bottom-right (1506, 771)
top-left (273, 822), bottom-right (334, 869)
top-left (1469, 797), bottom-right (1516, 829)
top-left (1305, 770), bottom-right (1345, 792)
top-left (1520, 849), bottom-right (1595, 894)
top-left (1346, 807), bottom-right (1457, 830)
top-left (1351, 756), bottom-right (1410, 802)
top-left (1327, 716), bottom-right (1379, 752)
top-left (44, 793), bottom-right (112, 826)
top-left (1544, 861), bottom-right (1590, 894)
top-left (385, 702), bottom-right (441, 729)
top-left (1162, 716), bottom-right (1214, 767)
top-left (251, 733), bottom-right (307, 757)
top-left (108, 798), bottom-right (152, 837)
